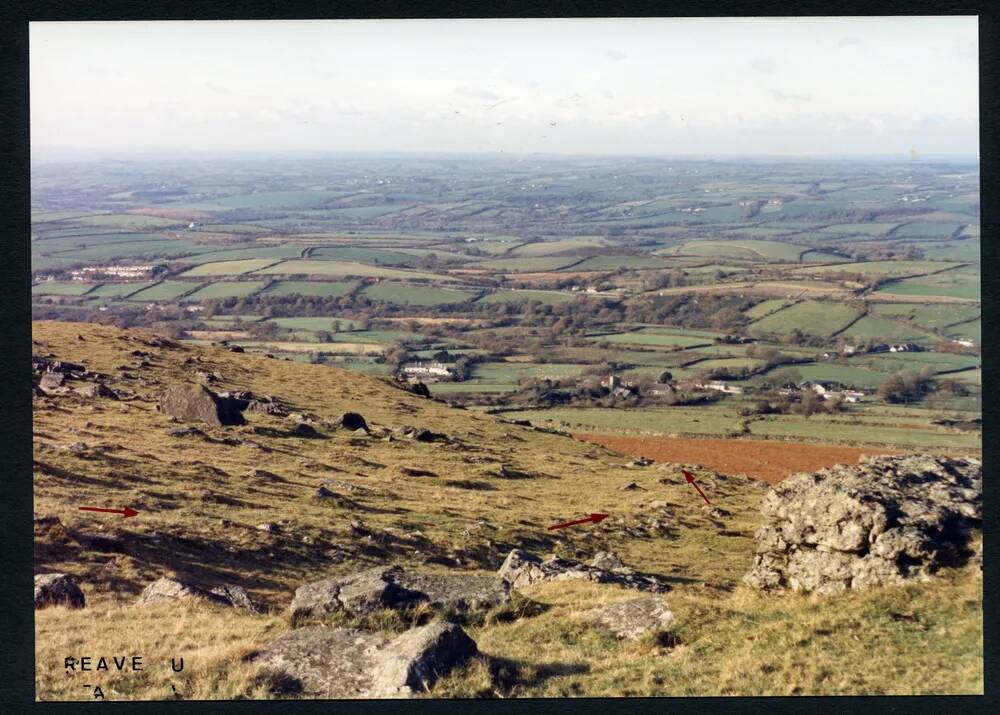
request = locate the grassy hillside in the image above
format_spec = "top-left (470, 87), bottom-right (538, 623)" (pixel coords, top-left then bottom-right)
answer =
top-left (32, 321), bottom-right (982, 699)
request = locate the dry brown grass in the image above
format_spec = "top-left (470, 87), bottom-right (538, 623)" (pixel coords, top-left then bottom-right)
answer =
top-left (32, 320), bottom-right (983, 699)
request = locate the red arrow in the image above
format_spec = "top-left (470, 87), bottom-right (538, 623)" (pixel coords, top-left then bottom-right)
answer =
top-left (682, 469), bottom-right (711, 505)
top-left (547, 513), bottom-right (608, 531)
top-left (78, 506), bottom-right (138, 518)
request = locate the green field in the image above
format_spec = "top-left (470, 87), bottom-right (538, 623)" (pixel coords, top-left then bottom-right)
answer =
top-left (870, 303), bottom-right (980, 330)
top-left (838, 315), bottom-right (934, 342)
top-left (743, 299), bottom-right (794, 320)
top-left (126, 281), bottom-right (203, 301)
top-left (260, 281), bottom-right (356, 297)
top-left (307, 246), bottom-right (417, 264)
top-left (569, 255), bottom-right (675, 271)
top-left (814, 223), bottom-right (900, 237)
top-left (31, 282), bottom-right (98, 296)
top-left (72, 214), bottom-right (181, 230)
top-left (180, 259), bottom-right (282, 277)
top-left (477, 290), bottom-right (576, 305)
top-left (878, 272), bottom-right (980, 300)
top-left (891, 222), bottom-right (964, 238)
top-left (749, 300), bottom-right (862, 337)
top-left (254, 260), bottom-right (452, 281)
top-left (179, 190), bottom-right (349, 210)
top-left (784, 363), bottom-right (890, 389)
top-left (184, 281), bottom-right (268, 300)
top-left (174, 245), bottom-right (309, 265)
top-left (510, 239), bottom-right (606, 256)
top-left (476, 257), bottom-right (582, 272)
top-left (793, 261), bottom-right (958, 277)
top-left (84, 282), bottom-right (156, 299)
top-left (361, 283), bottom-right (477, 306)
top-left (945, 319), bottom-right (981, 342)
top-left (671, 240), bottom-right (806, 261)
top-left (591, 329), bottom-right (712, 348)
top-left (263, 317), bottom-right (367, 332)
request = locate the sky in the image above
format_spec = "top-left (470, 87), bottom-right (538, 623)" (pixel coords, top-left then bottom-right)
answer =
top-left (30, 17), bottom-right (979, 159)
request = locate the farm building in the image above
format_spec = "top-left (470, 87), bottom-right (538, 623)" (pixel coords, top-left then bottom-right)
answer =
top-left (400, 361), bottom-right (455, 381)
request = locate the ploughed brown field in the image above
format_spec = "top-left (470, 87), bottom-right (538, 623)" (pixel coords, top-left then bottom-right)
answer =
top-left (576, 433), bottom-right (898, 484)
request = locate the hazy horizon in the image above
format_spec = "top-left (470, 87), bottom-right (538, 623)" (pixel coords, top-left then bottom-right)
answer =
top-left (31, 18), bottom-right (979, 158)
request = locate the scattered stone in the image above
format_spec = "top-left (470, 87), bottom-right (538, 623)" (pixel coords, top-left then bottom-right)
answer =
top-left (627, 457), bottom-right (654, 468)
top-left (38, 372), bottom-right (66, 392)
top-left (35, 573), bottom-right (85, 609)
top-left (398, 466), bottom-right (437, 478)
top-left (338, 412), bottom-right (369, 432)
top-left (229, 346), bottom-right (245, 353)
top-left (73, 383), bottom-right (116, 399)
top-left (255, 621), bottom-right (477, 698)
top-left (257, 522), bottom-right (280, 533)
top-left (167, 426), bottom-right (205, 438)
top-left (620, 481), bottom-right (644, 491)
top-left (577, 595), bottom-right (675, 640)
top-left (744, 455), bottom-right (982, 595)
top-left (159, 383), bottom-right (247, 427)
top-left (590, 551), bottom-right (625, 571)
top-left (291, 423), bottom-right (320, 438)
top-left (498, 549), bottom-right (670, 593)
top-left (210, 584), bottom-right (265, 613)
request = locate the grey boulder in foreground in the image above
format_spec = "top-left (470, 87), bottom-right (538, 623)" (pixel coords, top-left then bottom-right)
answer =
top-left (744, 455), bottom-right (982, 594)
top-left (256, 620), bottom-right (477, 698)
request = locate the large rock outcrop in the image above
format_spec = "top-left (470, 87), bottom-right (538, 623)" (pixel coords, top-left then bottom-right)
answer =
top-left (743, 455), bottom-right (982, 594)
top-left (159, 384), bottom-right (247, 427)
top-left (256, 621), bottom-right (477, 698)
top-left (290, 565), bottom-right (510, 625)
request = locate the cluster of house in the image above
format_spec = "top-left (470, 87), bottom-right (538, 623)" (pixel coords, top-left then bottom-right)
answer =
top-left (65, 264), bottom-right (155, 281)
top-left (400, 361), bottom-right (455, 382)
top-left (822, 342), bottom-right (923, 359)
top-left (779, 380), bottom-right (866, 403)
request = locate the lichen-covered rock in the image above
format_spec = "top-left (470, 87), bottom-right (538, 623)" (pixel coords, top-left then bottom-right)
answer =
top-left (577, 595), bottom-right (675, 640)
top-left (369, 621), bottom-right (478, 696)
top-left (290, 566), bottom-right (421, 624)
top-left (498, 549), bottom-right (670, 593)
top-left (135, 576), bottom-right (255, 609)
top-left (159, 383), bottom-right (246, 427)
top-left (743, 455), bottom-right (982, 595)
top-left (35, 573), bottom-right (85, 609)
top-left (255, 621), bottom-right (477, 698)
top-left (290, 566), bottom-right (510, 625)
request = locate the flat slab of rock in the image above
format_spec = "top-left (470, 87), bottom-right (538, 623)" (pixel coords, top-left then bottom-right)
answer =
top-left (257, 621), bottom-right (476, 698)
top-left (290, 566), bottom-right (510, 624)
top-left (744, 455), bottom-right (982, 595)
top-left (159, 383), bottom-right (246, 427)
top-left (576, 596), bottom-right (675, 640)
top-left (35, 573), bottom-right (85, 609)
top-left (498, 549), bottom-right (670, 593)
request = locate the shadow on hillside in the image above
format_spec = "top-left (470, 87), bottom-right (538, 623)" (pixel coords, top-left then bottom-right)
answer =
top-left (483, 655), bottom-right (591, 695)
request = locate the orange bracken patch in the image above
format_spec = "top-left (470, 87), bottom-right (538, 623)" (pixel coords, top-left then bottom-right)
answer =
top-left (576, 433), bottom-right (899, 484)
